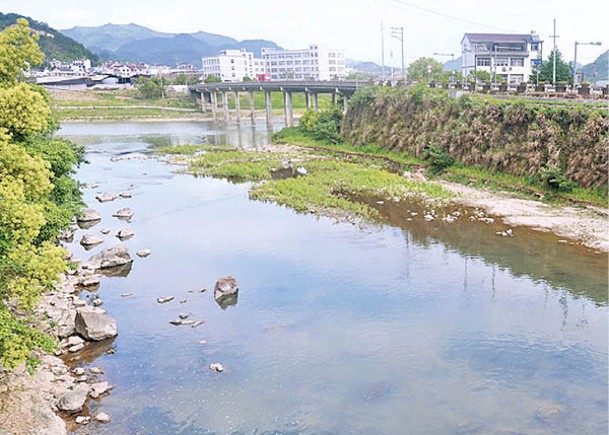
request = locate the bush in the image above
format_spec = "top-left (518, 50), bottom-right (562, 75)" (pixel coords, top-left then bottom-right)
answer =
top-left (422, 144), bottom-right (455, 174)
top-left (538, 165), bottom-right (576, 192)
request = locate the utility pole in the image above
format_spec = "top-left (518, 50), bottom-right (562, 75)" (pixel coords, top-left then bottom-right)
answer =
top-left (380, 22), bottom-right (385, 78)
top-left (391, 26), bottom-right (405, 82)
top-left (548, 19), bottom-right (560, 85)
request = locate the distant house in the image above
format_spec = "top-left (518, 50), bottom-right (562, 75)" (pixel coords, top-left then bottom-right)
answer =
top-left (461, 33), bottom-right (543, 84)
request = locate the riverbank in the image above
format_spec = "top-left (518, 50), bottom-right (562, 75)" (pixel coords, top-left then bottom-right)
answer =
top-left (158, 141), bottom-right (608, 253)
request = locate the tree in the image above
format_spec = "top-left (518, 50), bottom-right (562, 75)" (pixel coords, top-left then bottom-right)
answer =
top-left (134, 76), bottom-right (164, 99)
top-left (530, 49), bottom-right (572, 84)
top-left (204, 74), bottom-right (221, 83)
top-left (407, 57), bottom-right (444, 82)
top-left (0, 19), bottom-right (84, 370)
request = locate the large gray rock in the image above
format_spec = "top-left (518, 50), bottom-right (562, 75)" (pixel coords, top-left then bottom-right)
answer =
top-left (86, 245), bottom-right (133, 270)
top-left (112, 208), bottom-right (134, 219)
top-left (76, 208), bottom-right (101, 223)
top-left (75, 309), bottom-right (117, 341)
top-left (214, 276), bottom-right (239, 309)
top-left (214, 276), bottom-right (239, 297)
top-left (116, 228), bottom-right (134, 240)
top-left (80, 234), bottom-right (103, 247)
top-left (57, 387), bottom-right (88, 413)
top-left (95, 193), bottom-right (117, 203)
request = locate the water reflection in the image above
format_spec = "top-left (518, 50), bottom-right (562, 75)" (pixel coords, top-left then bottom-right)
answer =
top-left (58, 121), bottom-right (608, 435)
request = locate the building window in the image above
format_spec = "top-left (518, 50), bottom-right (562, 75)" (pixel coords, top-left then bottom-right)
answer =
top-left (510, 74), bottom-right (524, 84)
top-left (510, 58), bottom-right (524, 67)
top-left (496, 58), bottom-right (508, 66)
top-left (531, 43), bottom-right (539, 51)
top-left (477, 57), bottom-right (491, 66)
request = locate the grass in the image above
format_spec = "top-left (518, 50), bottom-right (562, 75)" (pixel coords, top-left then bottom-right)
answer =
top-left (274, 126), bottom-right (608, 208)
top-left (54, 106), bottom-right (203, 121)
top-left (159, 144), bottom-right (451, 220)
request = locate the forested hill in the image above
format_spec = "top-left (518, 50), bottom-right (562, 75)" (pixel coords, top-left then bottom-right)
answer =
top-left (0, 12), bottom-right (98, 64)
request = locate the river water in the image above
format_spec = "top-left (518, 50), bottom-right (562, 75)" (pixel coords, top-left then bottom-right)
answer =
top-left (59, 121), bottom-right (608, 435)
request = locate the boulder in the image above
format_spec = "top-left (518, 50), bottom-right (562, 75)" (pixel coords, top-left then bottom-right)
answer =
top-left (214, 276), bottom-right (239, 309)
top-left (112, 208), bottom-right (134, 219)
top-left (136, 249), bottom-right (151, 258)
top-left (100, 228), bottom-right (111, 235)
top-left (214, 276), bottom-right (239, 297)
top-left (116, 228), bottom-right (134, 240)
top-left (75, 309), bottom-right (117, 341)
top-left (86, 246), bottom-right (133, 270)
top-left (79, 274), bottom-right (101, 287)
top-left (77, 208), bottom-right (101, 223)
top-left (95, 193), bottom-right (117, 203)
top-left (57, 387), bottom-right (88, 413)
top-left (95, 413), bottom-right (111, 423)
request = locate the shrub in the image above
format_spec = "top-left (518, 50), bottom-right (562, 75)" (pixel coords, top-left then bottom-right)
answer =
top-left (422, 144), bottom-right (455, 174)
top-left (538, 165), bottom-right (576, 192)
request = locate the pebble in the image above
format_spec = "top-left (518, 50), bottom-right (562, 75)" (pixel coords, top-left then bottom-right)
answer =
top-left (157, 296), bottom-right (175, 304)
top-left (68, 336), bottom-right (85, 347)
top-left (180, 320), bottom-right (195, 326)
top-left (169, 319), bottom-right (182, 326)
top-left (93, 299), bottom-right (104, 307)
top-left (178, 313), bottom-right (190, 319)
top-left (179, 299), bottom-right (188, 304)
top-left (121, 293), bottom-right (133, 297)
top-left (69, 343), bottom-right (85, 353)
top-left (100, 228), bottom-right (111, 235)
top-left (209, 363), bottom-right (225, 372)
top-left (119, 191), bottom-right (133, 198)
top-left (136, 249), bottom-right (151, 258)
top-left (198, 340), bottom-right (208, 345)
top-left (75, 416), bottom-right (91, 425)
top-left (89, 366), bottom-right (104, 375)
top-left (95, 412), bottom-right (111, 423)
top-left (192, 321), bottom-right (205, 328)
top-left (72, 367), bottom-right (85, 376)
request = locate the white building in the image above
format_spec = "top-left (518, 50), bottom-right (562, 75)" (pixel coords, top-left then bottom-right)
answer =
top-left (461, 33), bottom-right (543, 84)
top-left (261, 45), bottom-right (346, 81)
top-left (201, 49), bottom-right (259, 82)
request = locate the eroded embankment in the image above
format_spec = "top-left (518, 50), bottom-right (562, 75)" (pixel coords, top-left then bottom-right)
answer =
top-left (342, 88), bottom-right (608, 189)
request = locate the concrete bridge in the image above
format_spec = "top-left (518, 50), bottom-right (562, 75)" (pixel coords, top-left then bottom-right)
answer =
top-left (189, 80), bottom-right (368, 128)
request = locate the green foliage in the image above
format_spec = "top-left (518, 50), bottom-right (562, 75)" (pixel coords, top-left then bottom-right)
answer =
top-left (204, 74), bottom-right (222, 83)
top-left (468, 70), bottom-right (491, 82)
top-left (407, 57), bottom-right (444, 82)
top-left (171, 73), bottom-right (199, 85)
top-left (0, 18), bottom-right (44, 85)
top-left (0, 19), bottom-right (83, 370)
top-left (297, 107), bottom-right (344, 144)
top-left (134, 76), bottom-right (165, 99)
top-left (422, 145), bottom-right (455, 174)
top-left (538, 165), bottom-right (577, 192)
top-left (298, 108), bottom-right (320, 130)
top-left (0, 12), bottom-right (98, 65)
top-left (530, 49), bottom-right (572, 84)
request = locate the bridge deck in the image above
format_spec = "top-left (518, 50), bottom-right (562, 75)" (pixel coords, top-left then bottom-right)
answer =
top-left (190, 80), bottom-right (369, 94)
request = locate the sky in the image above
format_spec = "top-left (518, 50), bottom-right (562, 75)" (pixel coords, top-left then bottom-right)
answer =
top-left (3, 0), bottom-right (607, 65)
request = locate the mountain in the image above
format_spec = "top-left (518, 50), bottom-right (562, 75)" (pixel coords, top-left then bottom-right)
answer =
top-left (346, 59), bottom-right (381, 72)
top-left (0, 12), bottom-right (98, 64)
top-left (113, 34), bottom-right (215, 65)
top-left (581, 50), bottom-right (608, 83)
top-left (443, 56), bottom-right (461, 71)
top-left (61, 23), bottom-right (281, 65)
top-left (62, 23), bottom-right (172, 54)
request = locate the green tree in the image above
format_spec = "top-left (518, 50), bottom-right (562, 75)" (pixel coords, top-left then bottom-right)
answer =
top-left (530, 49), bottom-right (572, 84)
top-left (0, 19), bottom-right (84, 370)
top-left (204, 74), bottom-right (221, 83)
top-left (134, 76), bottom-right (165, 99)
top-left (407, 57), bottom-right (444, 82)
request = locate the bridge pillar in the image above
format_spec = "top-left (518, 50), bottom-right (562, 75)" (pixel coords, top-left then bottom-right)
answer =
top-left (265, 90), bottom-right (273, 130)
top-left (284, 91), bottom-right (293, 127)
top-left (233, 91), bottom-right (241, 123)
top-left (305, 92), bottom-right (310, 108)
top-left (312, 92), bottom-right (319, 111)
top-left (331, 92), bottom-right (337, 106)
top-left (222, 91), bottom-right (229, 122)
top-left (249, 91), bottom-right (256, 123)
top-left (342, 93), bottom-right (349, 114)
top-left (210, 91), bottom-right (218, 121)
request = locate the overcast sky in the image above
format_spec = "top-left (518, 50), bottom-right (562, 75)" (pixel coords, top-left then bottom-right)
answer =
top-left (3, 0), bottom-right (607, 65)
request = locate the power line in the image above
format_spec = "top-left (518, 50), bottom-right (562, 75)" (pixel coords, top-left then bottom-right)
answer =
top-left (389, 0), bottom-right (516, 33)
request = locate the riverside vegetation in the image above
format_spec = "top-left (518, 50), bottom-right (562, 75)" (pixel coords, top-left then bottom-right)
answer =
top-left (158, 86), bottom-right (607, 217)
top-left (0, 20), bottom-right (84, 370)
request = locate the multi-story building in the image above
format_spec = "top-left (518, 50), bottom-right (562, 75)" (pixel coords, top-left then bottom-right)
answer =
top-left (201, 49), bottom-right (259, 82)
top-left (461, 33), bottom-right (543, 84)
top-left (261, 45), bottom-right (346, 81)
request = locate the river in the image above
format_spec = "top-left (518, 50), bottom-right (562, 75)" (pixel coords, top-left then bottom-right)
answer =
top-left (59, 120), bottom-right (608, 434)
